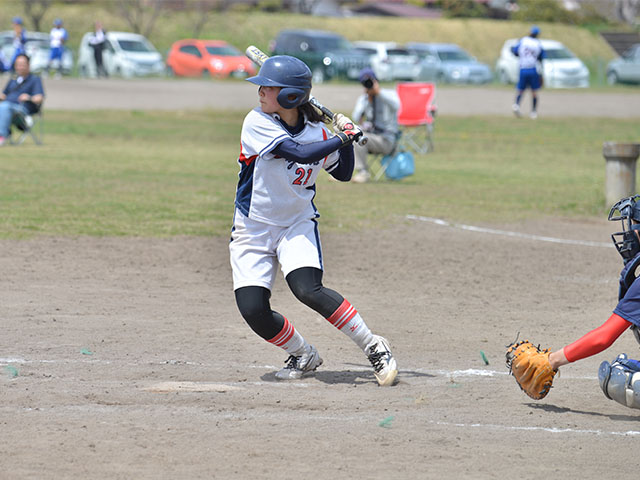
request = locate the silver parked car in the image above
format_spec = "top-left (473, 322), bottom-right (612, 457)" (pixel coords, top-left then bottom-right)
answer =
top-left (405, 42), bottom-right (493, 84)
top-left (606, 44), bottom-right (640, 85)
top-left (352, 41), bottom-right (422, 82)
top-left (496, 38), bottom-right (589, 88)
top-left (0, 30), bottom-right (73, 74)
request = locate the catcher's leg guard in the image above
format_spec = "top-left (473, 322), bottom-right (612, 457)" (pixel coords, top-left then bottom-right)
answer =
top-left (598, 354), bottom-right (640, 409)
top-left (598, 359), bottom-right (613, 400)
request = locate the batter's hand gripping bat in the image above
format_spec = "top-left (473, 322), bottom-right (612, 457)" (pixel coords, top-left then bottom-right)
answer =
top-left (245, 45), bottom-right (368, 146)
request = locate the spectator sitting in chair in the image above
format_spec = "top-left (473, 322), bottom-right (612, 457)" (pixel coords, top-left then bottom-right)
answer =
top-left (350, 68), bottom-right (400, 183)
top-left (0, 54), bottom-right (44, 146)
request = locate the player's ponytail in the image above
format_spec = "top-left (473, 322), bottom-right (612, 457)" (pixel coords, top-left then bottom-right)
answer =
top-left (299, 102), bottom-right (325, 124)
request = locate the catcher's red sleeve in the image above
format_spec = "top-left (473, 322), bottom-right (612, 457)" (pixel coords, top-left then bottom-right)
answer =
top-left (564, 313), bottom-right (632, 362)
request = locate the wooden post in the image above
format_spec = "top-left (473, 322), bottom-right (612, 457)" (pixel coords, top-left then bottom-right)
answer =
top-left (603, 142), bottom-right (640, 207)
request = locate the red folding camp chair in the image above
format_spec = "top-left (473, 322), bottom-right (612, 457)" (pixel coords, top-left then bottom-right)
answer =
top-left (396, 82), bottom-right (436, 154)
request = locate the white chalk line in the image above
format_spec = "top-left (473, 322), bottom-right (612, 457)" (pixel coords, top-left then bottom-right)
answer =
top-left (0, 358), bottom-right (597, 381)
top-left (3, 402), bottom-right (637, 437)
top-left (406, 215), bottom-right (612, 248)
top-left (431, 420), bottom-right (640, 437)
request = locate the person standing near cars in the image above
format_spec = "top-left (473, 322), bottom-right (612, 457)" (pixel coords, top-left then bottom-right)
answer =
top-left (89, 21), bottom-right (108, 78)
top-left (10, 16), bottom-right (27, 71)
top-left (511, 25), bottom-right (545, 119)
top-left (350, 68), bottom-right (400, 183)
top-left (47, 18), bottom-right (68, 78)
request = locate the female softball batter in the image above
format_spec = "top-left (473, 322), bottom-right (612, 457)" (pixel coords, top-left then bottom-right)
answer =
top-left (229, 55), bottom-right (398, 386)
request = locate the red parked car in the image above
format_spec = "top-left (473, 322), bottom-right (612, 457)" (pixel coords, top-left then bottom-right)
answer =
top-left (166, 39), bottom-right (257, 78)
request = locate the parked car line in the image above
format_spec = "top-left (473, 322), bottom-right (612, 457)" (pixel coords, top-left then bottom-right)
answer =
top-left (606, 43), bottom-right (640, 85)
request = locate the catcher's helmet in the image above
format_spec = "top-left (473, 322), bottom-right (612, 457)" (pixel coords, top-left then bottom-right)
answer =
top-left (246, 55), bottom-right (312, 109)
top-left (609, 195), bottom-right (640, 263)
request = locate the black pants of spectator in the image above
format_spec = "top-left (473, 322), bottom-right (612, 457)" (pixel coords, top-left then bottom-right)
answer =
top-left (93, 47), bottom-right (108, 77)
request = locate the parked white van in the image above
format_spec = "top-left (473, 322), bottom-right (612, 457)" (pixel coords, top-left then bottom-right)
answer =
top-left (77, 31), bottom-right (164, 78)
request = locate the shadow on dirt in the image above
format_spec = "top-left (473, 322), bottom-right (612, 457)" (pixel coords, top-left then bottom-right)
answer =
top-left (526, 402), bottom-right (640, 422)
top-left (260, 366), bottom-right (436, 385)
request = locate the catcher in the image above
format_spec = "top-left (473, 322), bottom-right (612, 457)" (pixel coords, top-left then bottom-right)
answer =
top-left (506, 195), bottom-right (640, 408)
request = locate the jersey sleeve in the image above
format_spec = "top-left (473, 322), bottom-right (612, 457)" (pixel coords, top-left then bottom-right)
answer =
top-left (240, 108), bottom-right (289, 160)
top-left (614, 276), bottom-right (640, 327)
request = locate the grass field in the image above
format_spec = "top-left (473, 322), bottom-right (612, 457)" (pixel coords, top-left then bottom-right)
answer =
top-left (1, 110), bottom-right (637, 239)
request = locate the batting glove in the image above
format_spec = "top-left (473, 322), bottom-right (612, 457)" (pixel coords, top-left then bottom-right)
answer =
top-left (335, 125), bottom-right (363, 146)
top-left (332, 113), bottom-right (356, 133)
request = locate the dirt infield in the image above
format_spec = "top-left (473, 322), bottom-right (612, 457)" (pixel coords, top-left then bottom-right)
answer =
top-left (2, 216), bottom-right (640, 479)
top-left (3, 78), bottom-right (640, 478)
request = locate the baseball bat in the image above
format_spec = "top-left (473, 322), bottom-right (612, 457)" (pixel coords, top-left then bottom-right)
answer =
top-left (245, 45), bottom-right (368, 146)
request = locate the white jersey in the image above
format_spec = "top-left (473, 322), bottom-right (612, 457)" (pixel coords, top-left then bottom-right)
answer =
top-left (49, 27), bottom-right (67, 48)
top-left (515, 36), bottom-right (543, 70)
top-left (235, 108), bottom-right (340, 227)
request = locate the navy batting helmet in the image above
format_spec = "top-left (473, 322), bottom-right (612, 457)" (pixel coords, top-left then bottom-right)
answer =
top-left (246, 55), bottom-right (312, 109)
top-left (609, 195), bottom-right (640, 263)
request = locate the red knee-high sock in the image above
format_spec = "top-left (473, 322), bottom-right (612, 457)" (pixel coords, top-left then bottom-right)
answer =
top-left (326, 299), bottom-right (374, 352)
top-left (563, 313), bottom-right (632, 363)
top-left (267, 316), bottom-right (307, 356)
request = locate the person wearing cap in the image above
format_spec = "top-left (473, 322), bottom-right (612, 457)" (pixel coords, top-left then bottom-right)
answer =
top-left (0, 53), bottom-right (44, 146)
top-left (510, 25), bottom-right (545, 119)
top-left (350, 67), bottom-right (400, 183)
top-left (10, 16), bottom-right (27, 71)
top-left (47, 18), bottom-right (68, 78)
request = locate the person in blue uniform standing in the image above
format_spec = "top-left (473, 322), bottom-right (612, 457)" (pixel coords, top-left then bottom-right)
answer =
top-left (511, 25), bottom-right (545, 119)
top-left (47, 18), bottom-right (68, 77)
top-left (10, 16), bottom-right (27, 71)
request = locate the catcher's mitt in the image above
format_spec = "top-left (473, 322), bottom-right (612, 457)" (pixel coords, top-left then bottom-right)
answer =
top-left (505, 340), bottom-right (557, 400)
